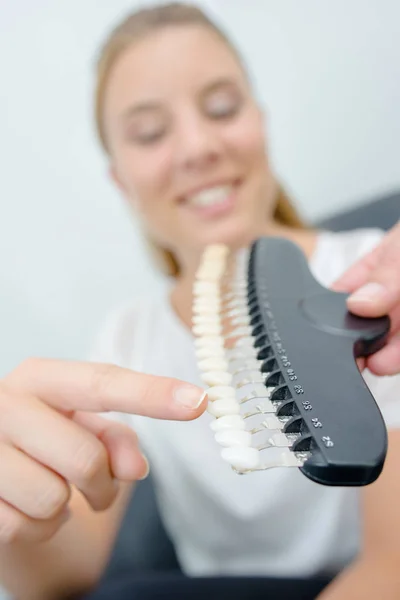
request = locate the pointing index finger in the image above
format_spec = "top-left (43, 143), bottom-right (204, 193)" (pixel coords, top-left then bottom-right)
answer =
top-left (5, 358), bottom-right (207, 420)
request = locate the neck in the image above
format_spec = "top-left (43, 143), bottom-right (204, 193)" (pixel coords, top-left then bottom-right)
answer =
top-left (169, 224), bottom-right (319, 330)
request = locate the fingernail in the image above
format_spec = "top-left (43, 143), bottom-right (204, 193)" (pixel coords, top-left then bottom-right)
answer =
top-left (349, 282), bottom-right (387, 303)
top-left (138, 455), bottom-right (150, 480)
top-left (174, 386), bottom-right (207, 409)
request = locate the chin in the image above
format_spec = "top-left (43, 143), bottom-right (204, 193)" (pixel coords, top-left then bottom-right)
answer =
top-left (194, 216), bottom-right (260, 251)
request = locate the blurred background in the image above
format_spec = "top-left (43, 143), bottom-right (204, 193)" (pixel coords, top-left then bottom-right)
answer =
top-left (0, 0), bottom-right (399, 377)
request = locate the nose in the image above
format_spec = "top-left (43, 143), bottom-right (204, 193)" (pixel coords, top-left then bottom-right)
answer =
top-left (172, 110), bottom-right (223, 172)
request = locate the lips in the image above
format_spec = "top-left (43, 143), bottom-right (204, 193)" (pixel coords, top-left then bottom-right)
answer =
top-left (186, 185), bottom-right (233, 208)
top-left (180, 179), bottom-right (241, 218)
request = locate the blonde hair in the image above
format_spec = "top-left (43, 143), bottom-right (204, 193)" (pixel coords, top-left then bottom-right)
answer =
top-left (94, 2), bottom-right (305, 277)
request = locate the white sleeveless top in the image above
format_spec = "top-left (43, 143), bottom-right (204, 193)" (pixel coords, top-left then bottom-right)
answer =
top-left (90, 229), bottom-right (400, 579)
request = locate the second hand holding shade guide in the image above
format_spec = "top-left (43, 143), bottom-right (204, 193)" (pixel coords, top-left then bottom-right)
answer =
top-left (193, 238), bottom-right (391, 486)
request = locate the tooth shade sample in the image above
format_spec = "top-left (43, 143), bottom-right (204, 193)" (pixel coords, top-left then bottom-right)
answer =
top-left (195, 346), bottom-right (225, 359)
top-left (206, 385), bottom-right (236, 401)
top-left (210, 414), bottom-right (246, 431)
top-left (193, 302), bottom-right (222, 314)
top-left (192, 323), bottom-right (222, 336)
top-left (215, 429), bottom-right (252, 447)
top-left (192, 315), bottom-right (222, 326)
top-left (194, 336), bottom-right (224, 349)
top-left (221, 447), bottom-right (261, 470)
top-left (193, 304), bottom-right (222, 315)
top-left (198, 357), bottom-right (228, 371)
top-left (202, 371), bottom-right (233, 386)
top-left (193, 281), bottom-right (220, 294)
top-left (207, 398), bottom-right (240, 417)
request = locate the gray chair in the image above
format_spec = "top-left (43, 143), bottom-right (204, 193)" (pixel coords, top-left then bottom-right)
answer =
top-left (103, 189), bottom-right (399, 581)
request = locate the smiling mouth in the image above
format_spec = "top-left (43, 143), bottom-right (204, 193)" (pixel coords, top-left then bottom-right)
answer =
top-left (182, 180), bottom-right (241, 216)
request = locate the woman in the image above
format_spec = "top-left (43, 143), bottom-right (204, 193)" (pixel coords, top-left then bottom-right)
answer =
top-left (0, 3), bottom-right (400, 600)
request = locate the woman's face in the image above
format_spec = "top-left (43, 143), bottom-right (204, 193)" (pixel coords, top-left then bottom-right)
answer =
top-left (103, 25), bottom-right (276, 261)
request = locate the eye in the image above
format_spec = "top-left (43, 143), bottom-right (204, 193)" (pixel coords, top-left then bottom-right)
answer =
top-left (124, 113), bottom-right (169, 146)
top-left (204, 88), bottom-right (242, 119)
top-left (126, 125), bottom-right (167, 145)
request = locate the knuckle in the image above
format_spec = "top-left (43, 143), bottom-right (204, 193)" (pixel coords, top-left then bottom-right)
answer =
top-left (71, 439), bottom-right (107, 484)
top-left (3, 357), bottom-right (44, 391)
top-left (0, 512), bottom-right (24, 544)
top-left (30, 480), bottom-right (70, 520)
top-left (89, 363), bottom-right (120, 405)
top-left (12, 357), bottom-right (42, 379)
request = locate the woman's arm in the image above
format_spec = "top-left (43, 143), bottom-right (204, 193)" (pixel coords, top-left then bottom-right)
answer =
top-left (318, 429), bottom-right (400, 599)
top-left (0, 482), bottom-right (134, 600)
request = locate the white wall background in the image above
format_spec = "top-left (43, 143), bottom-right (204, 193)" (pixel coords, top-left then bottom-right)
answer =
top-left (0, 0), bottom-right (399, 379)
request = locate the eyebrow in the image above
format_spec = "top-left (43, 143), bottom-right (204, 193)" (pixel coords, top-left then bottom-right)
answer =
top-left (200, 77), bottom-right (238, 95)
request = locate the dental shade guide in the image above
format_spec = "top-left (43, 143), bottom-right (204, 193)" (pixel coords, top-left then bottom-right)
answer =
top-left (192, 238), bottom-right (390, 486)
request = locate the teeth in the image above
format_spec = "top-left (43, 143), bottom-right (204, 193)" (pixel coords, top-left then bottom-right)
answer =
top-left (202, 371), bottom-right (233, 386)
top-left (193, 281), bottom-right (220, 294)
top-left (210, 414), bottom-right (246, 431)
top-left (187, 186), bottom-right (232, 207)
top-left (198, 357), bottom-right (228, 372)
top-left (207, 398), bottom-right (240, 417)
top-left (194, 336), bottom-right (224, 349)
top-left (206, 385), bottom-right (236, 401)
top-left (221, 447), bottom-right (261, 471)
top-left (215, 429), bottom-right (252, 447)
top-left (195, 346), bottom-right (225, 359)
top-left (193, 303), bottom-right (222, 315)
top-left (192, 315), bottom-right (221, 326)
top-left (193, 323), bottom-right (222, 336)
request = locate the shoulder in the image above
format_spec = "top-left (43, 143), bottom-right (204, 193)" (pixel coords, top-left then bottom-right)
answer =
top-left (311, 227), bottom-right (385, 286)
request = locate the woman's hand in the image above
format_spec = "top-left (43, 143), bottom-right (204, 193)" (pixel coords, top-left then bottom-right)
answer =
top-left (0, 358), bottom-right (206, 544)
top-left (332, 220), bottom-right (400, 375)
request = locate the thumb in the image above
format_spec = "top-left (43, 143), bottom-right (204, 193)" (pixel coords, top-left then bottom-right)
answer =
top-left (332, 224), bottom-right (400, 317)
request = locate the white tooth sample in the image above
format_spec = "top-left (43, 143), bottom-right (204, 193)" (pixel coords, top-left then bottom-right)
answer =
top-left (210, 414), bottom-right (246, 432)
top-left (193, 296), bottom-right (221, 307)
top-left (194, 336), bottom-right (224, 349)
top-left (193, 303), bottom-right (221, 316)
top-left (202, 370), bottom-right (232, 386)
top-left (193, 298), bottom-right (222, 309)
top-left (234, 337), bottom-right (256, 349)
top-left (193, 323), bottom-right (222, 336)
top-left (230, 315), bottom-right (250, 327)
top-left (193, 281), bottom-right (220, 294)
top-left (215, 429), bottom-right (252, 447)
top-left (226, 325), bottom-right (252, 339)
top-left (232, 358), bottom-right (261, 373)
top-left (192, 315), bottom-right (221, 326)
top-left (224, 307), bottom-right (247, 318)
top-left (195, 346), bottom-right (225, 359)
top-left (203, 244), bottom-right (229, 259)
top-left (198, 357), bottom-right (228, 371)
top-left (196, 266), bottom-right (225, 281)
top-left (221, 447), bottom-right (261, 471)
top-left (206, 385), bottom-right (236, 401)
top-left (207, 398), bottom-right (240, 417)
